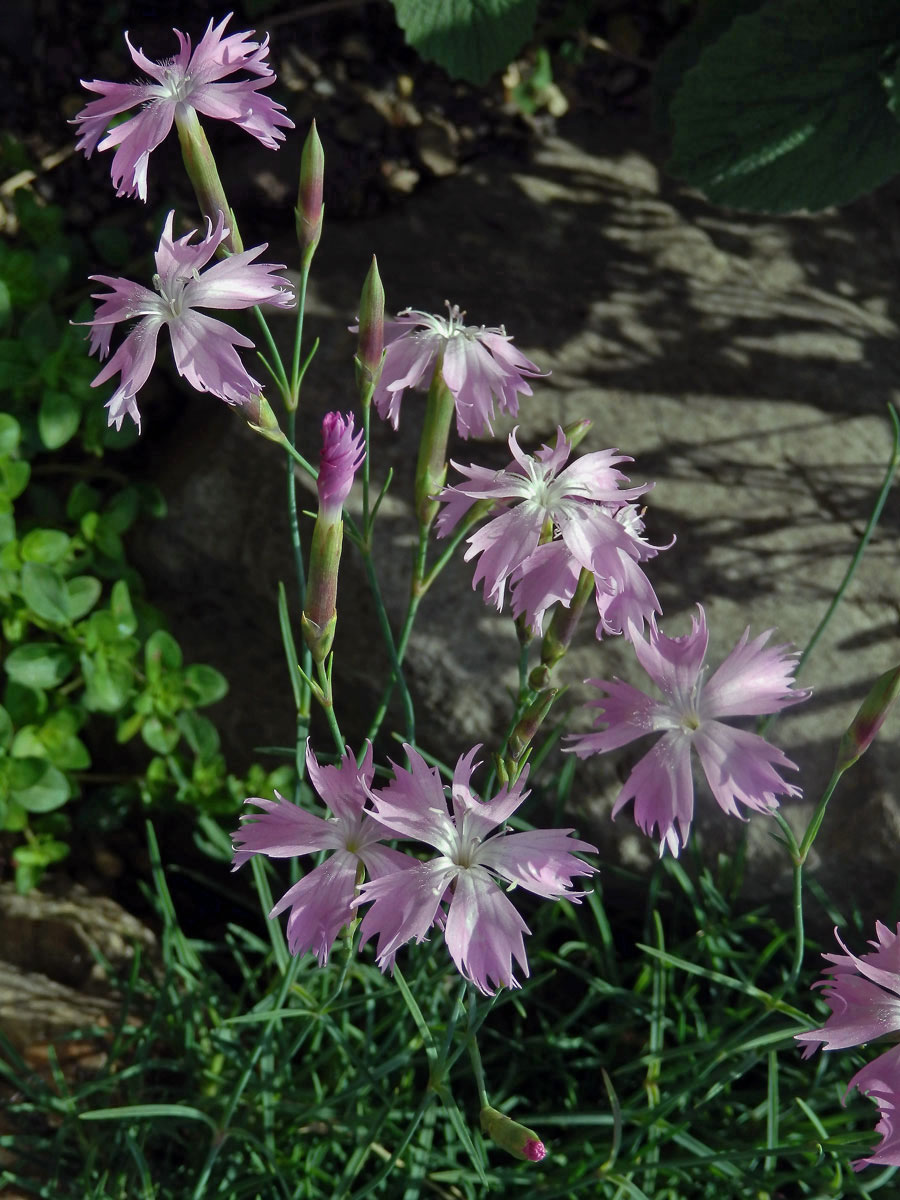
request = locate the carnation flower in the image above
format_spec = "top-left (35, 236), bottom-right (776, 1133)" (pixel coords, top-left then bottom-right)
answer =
top-left (317, 412), bottom-right (365, 520)
top-left (355, 744), bottom-right (597, 994)
top-left (371, 304), bottom-right (544, 439)
top-left (796, 923), bottom-right (900, 1170)
top-left (437, 427), bottom-right (655, 617)
top-left (566, 605), bottom-right (809, 856)
top-left (231, 742), bottom-right (412, 965)
top-left (83, 210), bottom-right (294, 431)
top-left (73, 13), bottom-right (294, 201)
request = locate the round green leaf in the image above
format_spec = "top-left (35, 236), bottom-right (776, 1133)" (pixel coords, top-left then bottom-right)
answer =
top-left (146, 630), bottom-right (183, 681)
top-left (39, 389), bottom-right (82, 450)
top-left (81, 650), bottom-right (135, 713)
top-left (142, 715), bottom-right (180, 755)
top-left (183, 664), bottom-right (228, 707)
top-left (0, 704), bottom-right (12, 750)
top-left (0, 458), bottom-right (30, 501)
top-left (4, 642), bottom-right (77, 689)
top-left (65, 575), bottom-right (102, 621)
top-left (8, 757), bottom-right (70, 812)
top-left (21, 561), bottom-right (69, 624)
top-left (20, 528), bottom-right (71, 564)
top-left (0, 413), bottom-right (21, 457)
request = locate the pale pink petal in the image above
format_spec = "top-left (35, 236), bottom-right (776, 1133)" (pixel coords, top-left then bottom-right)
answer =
top-left (566, 678), bottom-right (669, 755)
top-left (269, 851), bottom-right (361, 964)
top-left (231, 791), bottom-right (339, 869)
top-left (510, 542), bottom-right (580, 634)
top-left (703, 626), bottom-right (808, 718)
top-left (795, 974), bottom-right (900, 1055)
top-left (304, 741), bottom-right (372, 823)
top-left (630, 608), bottom-right (709, 703)
top-left (465, 506), bottom-right (545, 608)
top-left (366, 745), bottom-right (458, 853)
top-left (167, 310), bottom-right (260, 401)
top-left (356, 861), bottom-right (456, 968)
top-left (610, 732), bottom-right (695, 857)
top-left (693, 721), bottom-right (800, 819)
top-left (444, 867), bottom-right (531, 994)
top-left (479, 829), bottom-right (597, 898)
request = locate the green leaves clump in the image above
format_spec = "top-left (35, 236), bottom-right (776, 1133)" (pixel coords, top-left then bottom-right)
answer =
top-left (659, 0), bottom-right (900, 212)
top-left (393, 0), bottom-right (539, 85)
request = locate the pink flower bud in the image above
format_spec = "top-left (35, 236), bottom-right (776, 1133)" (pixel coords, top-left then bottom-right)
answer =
top-left (317, 412), bottom-right (365, 521)
top-left (479, 1106), bottom-right (546, 1163)
top-left (296, 120), bottom-right (325, 261)
top-left (836, 664), bottom-right (900, 773)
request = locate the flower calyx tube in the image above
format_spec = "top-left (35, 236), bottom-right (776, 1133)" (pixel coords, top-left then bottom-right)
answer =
top-left (296, 119), bottom-right (324, 268)
top-left (302, 412), bottom-right (365, 662)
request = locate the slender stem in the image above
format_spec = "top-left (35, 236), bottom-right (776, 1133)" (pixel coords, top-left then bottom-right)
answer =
top-left (760, 402), bottom-right (900, 737)
top-left (315, 657), bottom-right (346, 754)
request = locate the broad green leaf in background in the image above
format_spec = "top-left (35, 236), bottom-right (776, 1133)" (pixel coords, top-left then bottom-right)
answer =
top-left (20, 528), bottom-right (71, 564)
top-left (21, 561), bottom-right (70, 624)
top-left (7, 756), bottom-right (70, 812)
top-left (184, 664), bottom-right (229, 707)
top-left (393, 0), bottom-right (539, 85)
top-left (0, 413), bottom-right (21, 457)
top-left (4, 642), bottom-right (77, 689)
top-left (39, 388), bottom-right (82, 450)
top-left (65, 575), bottom-right (102, 621)
top-left (667, 0), bottom-right (900, 212)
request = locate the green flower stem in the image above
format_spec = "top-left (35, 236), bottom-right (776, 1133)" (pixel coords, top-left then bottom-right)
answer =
top-left (466, 993), bottom-right (490, 1111)
top-left (315, 655), bottom-right (346, 755)
top-left (250, 306), bottom-right (291, 399)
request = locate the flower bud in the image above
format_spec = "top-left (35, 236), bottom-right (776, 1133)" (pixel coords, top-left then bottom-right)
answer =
top-left (302, 413), bottom-right (364, 661)
top-left (508, 689), bottom-right (558, 761)
top-left (835, 663), bottom-right (900, 773)
top-left (355, 256), bottom-right (385, 394)
top-left (242, 394), bottom-right (286, 445)
top-left (561, 417), bottom-right (592, 451)
top-left (296, 120), bottom-right (325, 263)
top-left (317, 411), bottom-right (365, 522)
top-left (480, 1106), bottom-right (546, 1162)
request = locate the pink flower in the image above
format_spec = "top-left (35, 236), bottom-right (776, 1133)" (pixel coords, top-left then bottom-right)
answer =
top-left (83, 210), bottom-right (294, 431)
top-left (355, 745), bottom-right (597, 995)
top-left (437, 427), bottom-right (654, 617)
top-left (318, 412), bottom-right (365, 520)
top-left (72, 14), bottom-right (294, 201)
top-left (231, 742), bottom-right (412, 965)
top-left (371, 304), bottom-right (544, 438)
top-left (566, 606), bottom-right (809, 856)
top-left (796, 924), bottom-right (900, 1170)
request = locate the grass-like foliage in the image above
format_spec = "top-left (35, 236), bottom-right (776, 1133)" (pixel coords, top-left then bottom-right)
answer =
top-left (0, 820), bottom-right (890, 1197)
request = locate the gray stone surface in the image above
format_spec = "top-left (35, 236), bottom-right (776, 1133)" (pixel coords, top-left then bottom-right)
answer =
top-left (133, 109), bottom-right (900, 918)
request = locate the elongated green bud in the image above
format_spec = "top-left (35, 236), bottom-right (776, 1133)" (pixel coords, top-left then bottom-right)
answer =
top-left (296, 120), bottom-right (324, 265)
top-left (480, 1106), bottom-right (546, 1162)
top-left (835, 663), bottom-right (900, 773)
top-left (508, 689), bottom-right (558, 761)
top-left (561, 417), bottom-right (592, 451)
top-left (355, 256), bottom-right (385, 395)
top-left (414, 366), bottom-right (455, 530)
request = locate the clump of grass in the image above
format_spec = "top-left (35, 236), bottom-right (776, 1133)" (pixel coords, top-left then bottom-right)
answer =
top-left (1, 815), bottom-right (892, 1199)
